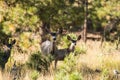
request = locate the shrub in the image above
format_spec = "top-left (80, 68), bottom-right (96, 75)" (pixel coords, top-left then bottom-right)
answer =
top-left (55, 53), bottom-right (83, 80)
top-left (74, 45), bottom-right (87, 55)
top-left (26, 51), bottom-right (53, 73)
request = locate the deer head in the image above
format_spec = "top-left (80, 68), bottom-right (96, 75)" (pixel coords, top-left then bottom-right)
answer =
top-left (67, 35), bottom-right (81, 52)
top-left (45, 27), bottom-right (63, 41)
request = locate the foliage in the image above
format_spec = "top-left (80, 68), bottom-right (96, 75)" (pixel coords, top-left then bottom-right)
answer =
top-left (30, 70), bottom-right (39, 80)
top-left (100, 69), bottom-right (109, 80)
top-left (74, 46), bottom-right (87, 55)
top-left (26, 51), bottom-right (53, 72)
top-left (0, 0), bottom-right (120, 79)
top-left (87, 0), bottom-right (120, 31)
top-left (55, 53), bottom-right (83, 80)
top-left (0, 0), bottom-right (120, 55)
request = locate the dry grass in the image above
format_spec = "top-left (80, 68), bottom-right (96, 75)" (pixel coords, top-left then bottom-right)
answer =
top-left (1, 40), bottom-right (120, 80)
top-left (77, 40), bottom-right (120, 80)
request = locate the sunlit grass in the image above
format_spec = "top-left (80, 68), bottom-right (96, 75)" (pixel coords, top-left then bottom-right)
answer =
top-left (100, 55), bottom-right (120, 71)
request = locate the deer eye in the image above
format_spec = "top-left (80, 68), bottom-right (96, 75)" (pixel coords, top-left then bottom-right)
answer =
top-left (72, 40), bottom-right (76, 43)
top-left (50, 32), bottom-right (57, 36)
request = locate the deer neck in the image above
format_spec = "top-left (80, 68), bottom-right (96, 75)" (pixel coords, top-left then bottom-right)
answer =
top-left (67, 43), bottom-right (75, 53)
top-left (52, 41), bottom-right (56, 55)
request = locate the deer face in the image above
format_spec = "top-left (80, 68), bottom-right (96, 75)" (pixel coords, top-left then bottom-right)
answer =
top-left (45, 27), bottom-right (63, 41)
top-left (5, 39), bottom-right (16, 49)
top-left (71, 40), bottom-right (77, 47)
top-left (50, 32), bottom-right (58, 41)
top-left (67, 35), bottom-right (81, 51)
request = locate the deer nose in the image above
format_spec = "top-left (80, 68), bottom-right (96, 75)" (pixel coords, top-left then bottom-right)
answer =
top-left (71, 43), bottom-right (76, 46)
top-left (53, 38), bottom-right (56, 40)
top-left (52, 36), bottom-right (56, 41)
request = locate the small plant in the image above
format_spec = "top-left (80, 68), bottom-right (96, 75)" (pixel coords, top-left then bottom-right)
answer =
top-left (69, 71), bottom-right (83, 80)
top-left (30, 70), bottom-right (39, 80)
top-left (55, 53), bottom-right (83, 80)
top-left (100, 69), bottom-right (109, 80)
top-left (60, 35), bottom-right (70, 48)
top-left (74, 46), bottom-right (87, 55)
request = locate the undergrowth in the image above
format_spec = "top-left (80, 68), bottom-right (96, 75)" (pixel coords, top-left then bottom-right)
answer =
top-left (55, 53), bottom-right (83, 80)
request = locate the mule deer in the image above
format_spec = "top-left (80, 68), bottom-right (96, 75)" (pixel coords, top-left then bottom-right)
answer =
top-left (54, 35), bottom-right (81, 69)
top-left (1, 39), bottom-right (16, 69)
top-left (41, 28), bottom-right (62, 55)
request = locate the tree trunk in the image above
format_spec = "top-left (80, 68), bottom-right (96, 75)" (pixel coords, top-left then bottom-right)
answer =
top-left (82, 0), bottom-right (88, 43)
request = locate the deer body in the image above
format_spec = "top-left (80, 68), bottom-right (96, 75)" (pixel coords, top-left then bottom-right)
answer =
top-left (55, 48), bottom-right (68, 60)
top-left (41, 40), bottom-right (53, 55)
top-left (41, 28), bottom-right (62, 56)
top-left (54, 35), bottom-right (81, 68)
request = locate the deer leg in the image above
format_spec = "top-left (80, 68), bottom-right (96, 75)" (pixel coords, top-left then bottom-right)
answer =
top-left (54, 59), bottom-right (58, 69)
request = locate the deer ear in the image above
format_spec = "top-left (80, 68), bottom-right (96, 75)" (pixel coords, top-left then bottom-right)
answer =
top-left (67, 35), bottom-right (72, 40)
top-left (57, 27), bottom-right (63, 34)
top-left (12, 39), bottom-right (16, 45)
top-left (77, 35), bottom-right (81, 40)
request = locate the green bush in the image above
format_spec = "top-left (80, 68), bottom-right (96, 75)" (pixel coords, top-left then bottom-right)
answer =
top-left (55, 53), bottom-right (83, 80)
top-left (69, 71), bottom-right (82, 80)
top-left (26, 51), bottom-right (53, 72)
top-left (74, 46), bottom-right (87, 55)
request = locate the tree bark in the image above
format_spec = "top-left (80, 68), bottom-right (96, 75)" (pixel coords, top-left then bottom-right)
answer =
top-left (82, 0), bottom-right (88, 43)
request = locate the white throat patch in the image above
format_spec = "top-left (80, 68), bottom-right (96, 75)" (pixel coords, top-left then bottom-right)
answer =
top-left (52, 36), bottom-right (56, 39)
top-left (69, 43), bottom-right (75, 50)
